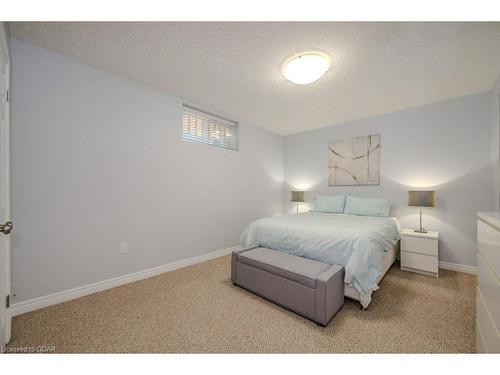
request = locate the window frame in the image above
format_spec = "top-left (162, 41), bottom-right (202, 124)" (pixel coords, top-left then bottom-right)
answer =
top-left (181, 103), bottom-right (239, 151)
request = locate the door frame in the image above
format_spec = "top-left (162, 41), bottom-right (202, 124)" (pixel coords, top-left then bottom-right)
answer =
top-left (0, 22), bottom-right (11, 350)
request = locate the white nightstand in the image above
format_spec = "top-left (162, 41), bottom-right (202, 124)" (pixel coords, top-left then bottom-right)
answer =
top-left (400, 228), bottom-right (439, 277)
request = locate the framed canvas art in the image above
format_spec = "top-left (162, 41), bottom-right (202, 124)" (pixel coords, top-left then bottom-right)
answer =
top-left (328, 134), bottom-right (380, 186)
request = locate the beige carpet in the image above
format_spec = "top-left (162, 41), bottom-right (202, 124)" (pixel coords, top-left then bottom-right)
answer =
top-left (7, 255), bottom-right (476, 353)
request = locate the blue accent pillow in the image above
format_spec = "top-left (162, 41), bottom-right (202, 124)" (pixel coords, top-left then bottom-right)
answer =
top-left (344, 195), bottom-right (391, 217)
top-left (312, 195), bottom-right (346, 214)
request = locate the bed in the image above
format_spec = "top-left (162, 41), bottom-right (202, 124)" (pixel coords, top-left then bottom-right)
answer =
top-left (240, 212), bottom-right (401, 308)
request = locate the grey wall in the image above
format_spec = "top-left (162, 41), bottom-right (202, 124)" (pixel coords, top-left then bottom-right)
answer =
top-left (284, 92), bottom-right (494, 267)
top-left (10, 38), bottom-right (284, 303)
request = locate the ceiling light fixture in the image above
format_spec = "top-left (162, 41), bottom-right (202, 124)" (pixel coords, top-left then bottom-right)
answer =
top-left (282, 51), bottom-right (331, 85)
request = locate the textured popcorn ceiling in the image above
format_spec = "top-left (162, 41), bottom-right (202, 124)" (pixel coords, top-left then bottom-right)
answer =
top-left (9, 22), bottom-right (500, 135)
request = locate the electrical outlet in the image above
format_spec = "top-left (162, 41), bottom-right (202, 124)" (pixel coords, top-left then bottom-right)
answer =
top-left (119, 242), bottom-right (128, 254)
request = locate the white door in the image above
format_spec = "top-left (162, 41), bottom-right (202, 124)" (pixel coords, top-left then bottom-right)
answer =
top-left (0, 23), bottom-right (11, 350)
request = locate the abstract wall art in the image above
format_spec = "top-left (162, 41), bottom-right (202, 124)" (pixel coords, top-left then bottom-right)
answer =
top-left (328, 134), bottom-right (380, 186)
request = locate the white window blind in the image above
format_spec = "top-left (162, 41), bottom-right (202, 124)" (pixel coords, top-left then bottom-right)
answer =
top-left (182, 104), bottom-right (239, 151)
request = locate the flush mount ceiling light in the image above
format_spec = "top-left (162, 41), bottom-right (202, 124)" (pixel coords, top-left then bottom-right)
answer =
top-left (282, 51), bottom-right (331, 85)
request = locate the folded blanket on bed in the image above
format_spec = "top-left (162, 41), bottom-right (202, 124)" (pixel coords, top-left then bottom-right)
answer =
top-left (240, 212), bottom-right (400, 303)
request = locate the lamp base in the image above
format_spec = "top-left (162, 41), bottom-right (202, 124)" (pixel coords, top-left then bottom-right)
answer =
top-left (414, 207), bottom-right (428, 233)
top-left (414, 229), bottom-right (428, 233)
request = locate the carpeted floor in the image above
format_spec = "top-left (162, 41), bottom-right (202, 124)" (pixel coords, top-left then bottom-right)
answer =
top-left (7, 256), bottom-right (476, 353)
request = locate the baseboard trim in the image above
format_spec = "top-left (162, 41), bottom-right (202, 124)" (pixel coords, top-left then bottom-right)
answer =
top-left (11, 249), bottom-right (475, 316)
top-left (439, 261), bottom-right (477, 275)
top-left (11, 245), bottom-right (239, 317)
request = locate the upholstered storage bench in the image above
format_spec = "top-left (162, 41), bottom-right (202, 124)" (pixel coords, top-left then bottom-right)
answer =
top-left (231, 246), bottom-right (345, 326)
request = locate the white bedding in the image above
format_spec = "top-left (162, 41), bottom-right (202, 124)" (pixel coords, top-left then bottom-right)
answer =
top-left (240, 212), bottom-right (401, 306)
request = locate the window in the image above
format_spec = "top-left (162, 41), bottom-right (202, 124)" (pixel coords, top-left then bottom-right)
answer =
top-left (182, 104), bottom-right (239, 151)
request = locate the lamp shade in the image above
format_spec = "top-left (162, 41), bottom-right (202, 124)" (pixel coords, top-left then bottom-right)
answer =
top-left (408, 191), bottom-right (435, 207)
top-left (291, 191), bottom-right (305, 203)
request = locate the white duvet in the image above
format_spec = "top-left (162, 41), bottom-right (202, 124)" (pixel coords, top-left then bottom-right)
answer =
top-left (241, 212), bottom-right (400, 304)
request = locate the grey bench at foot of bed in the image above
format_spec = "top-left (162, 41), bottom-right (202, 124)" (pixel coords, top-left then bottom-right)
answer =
top-left (231, 246), bottom-right (345, 326)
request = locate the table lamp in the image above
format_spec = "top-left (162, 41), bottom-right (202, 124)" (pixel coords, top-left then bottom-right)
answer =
top-left (408, 190), bottom-right (435, 233)
top-left (291, 191), bottom-right (305, 214)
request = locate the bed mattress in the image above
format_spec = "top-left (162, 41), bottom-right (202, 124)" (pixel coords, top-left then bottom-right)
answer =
top-left (241, 212), bottom-right (401, 307)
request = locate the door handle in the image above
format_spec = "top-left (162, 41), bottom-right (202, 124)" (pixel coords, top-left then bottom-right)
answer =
top-left (0, 221), bottom-right (13, 235)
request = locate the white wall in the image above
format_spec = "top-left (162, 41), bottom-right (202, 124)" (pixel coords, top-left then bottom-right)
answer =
top-left (490, 74), bottom-right (500, 210)
top-left (284, 92), bottom-right (494, 267)
top-left (10, 38), bottom-right (284, 303)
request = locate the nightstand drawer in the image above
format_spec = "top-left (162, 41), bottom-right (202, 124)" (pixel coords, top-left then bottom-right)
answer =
top-left (401, 235), bottom-right (438, 256)
top-left (401, 251), bottom-right (438, 274)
